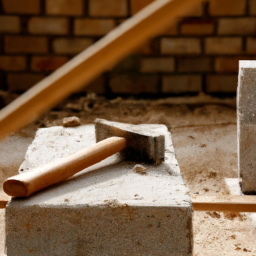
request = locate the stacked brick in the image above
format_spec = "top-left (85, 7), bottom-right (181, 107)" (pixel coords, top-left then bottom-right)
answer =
top-left (0, 0), bottom-right (256, 96)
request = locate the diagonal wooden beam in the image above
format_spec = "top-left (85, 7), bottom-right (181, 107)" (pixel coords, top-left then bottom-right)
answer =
top-left (0, 0), bottom-right (202, 141)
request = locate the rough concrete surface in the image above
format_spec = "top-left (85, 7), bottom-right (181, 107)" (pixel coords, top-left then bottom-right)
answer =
top-left (2, 97), bottom-right (256, 256)
top-left (6, 124), bottom-right (192, 256)
top-left (238, 61), bottom-right (256, 193)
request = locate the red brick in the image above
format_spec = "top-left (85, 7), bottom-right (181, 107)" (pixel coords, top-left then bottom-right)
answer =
top-left (181, 19), bottom-right (214, 35)
top-left (215, 56), bottom-right (256, 73)
top-left (140, 58), bottom-right (175, 73)
top-left (7, 73), bottom-right (45, 92)
top-left (28, 17), bottom-right (69, 35)
top-left (218, 18), bottom-right (256, 35)
top-left (74, 19), bottom-right (115, 36)
top-left (0, 16), bottom-right (20, 33)
top-left (247, 37), bottom-right (256, 53)
top-left (134, 39), bottom-right (157, 55)
top-left (161, 38), bottom-right (201, 55)
top-left (131, 0), bottom-right (202, 16)
top-left (89, 0), bottom-right (128, 17)
top-left (46, 0), bottom-right (84, 16)
top-left (2, 0), bottom-right (40, 14)
top-left (110, 75), bottom-right (158, 94)
top-left (205, 37), bottom-right (242, 55)
top-left (79, 76), bottom-right (106, 94)
top-left (53, 38), bottom-right (93, 54)
top-left (249, 0), bottom-right (256, 15)
top-left (31, 56), bottom-right (69, 71)
top-left (162, 75), bottom-right (201, 93)
top-left (206, 75), bottom-right (238, 93)
top-left (5, 36), bottom-right (48, 53)
top-left (178, 57), bottom-right (212, 72)
top-left (208, 0), bottom-right (246, 16)
top-left (0, 56), bottom-right (26, 71)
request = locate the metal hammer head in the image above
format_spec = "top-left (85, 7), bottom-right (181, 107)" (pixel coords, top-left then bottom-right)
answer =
top-left (95, 119), bottom-right (165, 164)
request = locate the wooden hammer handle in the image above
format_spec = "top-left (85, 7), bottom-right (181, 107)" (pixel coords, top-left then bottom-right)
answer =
top-left (3, 137), bottom-right (127, 197)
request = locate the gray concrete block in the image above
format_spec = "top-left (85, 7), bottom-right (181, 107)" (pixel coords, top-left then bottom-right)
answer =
top-left (238, 61), bottom-right (256, 193)
top-left (6, 124), bottom-right (192, 256)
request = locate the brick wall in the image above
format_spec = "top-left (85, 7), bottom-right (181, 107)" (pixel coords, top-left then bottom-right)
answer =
top-left (0, 0), bottom-right (255, 97)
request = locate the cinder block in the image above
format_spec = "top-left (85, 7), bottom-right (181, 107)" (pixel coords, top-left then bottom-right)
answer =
top-left (140, 57), bottom-right (175, 73)
top-left (238, 61), bottom-right (256, 193)
top-left (208, 0), bottom-right (246, 16)
top-left (5, 36), bottom-right (48, 54)
top-left (205, 37), bottom-right (242, 55)
top-left (109, 74), bottom-right (158, 94)
top-left (178, 57), bottom-right (212, 72)
top-left (74, 19), bottom-right (115, 36)
top-left (31, 56), bottom-right (68, 71)
top-left (0, 56), bottom-right (26, 71)
top-left (52, 38), bottom-right (93, 54)
top-left (28, 17), bottom-right (69, 35)
top-left (6, 124), bottom-right (193, 256)
top-left (0, 16), bottom-right (20, 33)
top-left (161, 38), bottom-right (201, 55)
top-left (89, 0), bottom-right (128, 17)
top-left (162, 75), bottom-right (201, 94)
top-left (7, 73), bottom-right (44, 92)
top-left (46, 0), bottom-right (84, 16)
top-left (2, 0), bottom-right (40, 14)
top-left (218, 18), bottom-right (256, 35)
top-left (180, 19), bottom-right (214, 35)
top-left (206, 75), bottom-right (237, 93)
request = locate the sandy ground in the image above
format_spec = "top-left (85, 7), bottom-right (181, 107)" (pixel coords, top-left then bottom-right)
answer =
top-left (1, 95), bottom-right (256, 255)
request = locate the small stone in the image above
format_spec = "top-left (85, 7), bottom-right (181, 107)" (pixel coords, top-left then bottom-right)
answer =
top-left (62, 116), bottom-right (81, 127)
top-left (133, 164), bottom-right (148, 175)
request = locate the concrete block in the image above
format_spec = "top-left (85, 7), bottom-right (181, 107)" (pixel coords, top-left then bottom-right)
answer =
top-left (6, 124), bottom-right (192, 256)
top-left (238, 61), bottom-right (256, 193)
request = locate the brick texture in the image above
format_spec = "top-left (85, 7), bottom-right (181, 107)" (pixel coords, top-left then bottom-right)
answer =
top-left (2, 0), bottom-right (40, 14)
top-left (218, 18), bottom-right (256, 35)
top-left (208, 0), bottom-right (246, 16)
top-left (140, 58), bottom-right (175, 73)
top-left (79, 76), bottom-right (106, 94)
top-left (206, 75), bottom-right (238, 93)
top-left (0, 56), bottom-right (26, 71)
top-left (162, 75), bottom-right (201, 93)
top-left (0, 16), bottom-right (20, 33)
top-left (5, 36), bottom-right (48, 53)
top-left (53, 38), bottom-right (93, 54)
top-left (249, 0), bottom-right (256, 15)
top-left (7, 73), bottom-right (45, 92)
top-left (89, 0), bottom-right (128, 17)
top-left (215, 57), bottom-right (256, 73)
top-left (178, 57), bottom-right (212, 72)
top-left (46, 0), bottom-right (84, 16)
top-left (247, 37), bottom-right (256, 53)
top-left (110, 75), bottom-right (158, 94)
top-left (31, 56), bottom-right (69, 71)
top-left (205, 37), bottom-right (242, 54)
top-left (74, 19), bottom-right (115, 36)
top-left (28, 18), bottom-right (69, 35)
top-left (161, 38), bottom-right (201, 55)
top-left (181, 19), bottom-right (214, 35)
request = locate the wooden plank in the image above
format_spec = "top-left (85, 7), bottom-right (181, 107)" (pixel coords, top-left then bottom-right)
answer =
top-left (192, 195), bottom-right (256, 212)
top-left (0, 0), bottom-right (202, 141)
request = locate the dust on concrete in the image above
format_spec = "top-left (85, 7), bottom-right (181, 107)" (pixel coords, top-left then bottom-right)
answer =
top-left (1, 94), bottom-right (256, 256)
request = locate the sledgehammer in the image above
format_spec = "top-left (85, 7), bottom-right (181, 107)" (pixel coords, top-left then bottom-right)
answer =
top-left (3, 119), bottom-right (165, 197)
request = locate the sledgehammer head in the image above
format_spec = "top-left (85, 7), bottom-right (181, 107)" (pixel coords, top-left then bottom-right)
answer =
top-left (95, 119), bottom-right (165, 164)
